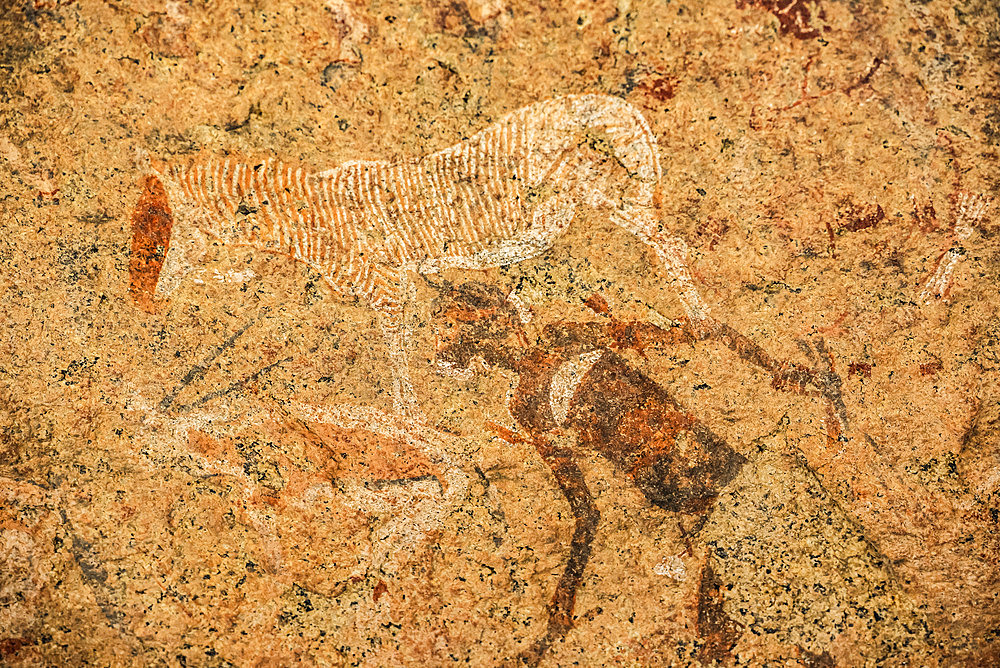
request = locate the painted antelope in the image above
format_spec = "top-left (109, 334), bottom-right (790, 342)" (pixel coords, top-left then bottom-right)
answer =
top-left (429, 281), bottom-right (848, 665)
top-left (128, 94), bottom-right (707, 416)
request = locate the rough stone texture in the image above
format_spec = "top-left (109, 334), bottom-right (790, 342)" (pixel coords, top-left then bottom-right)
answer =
top-left (1, 0), bottom-right (999, 665)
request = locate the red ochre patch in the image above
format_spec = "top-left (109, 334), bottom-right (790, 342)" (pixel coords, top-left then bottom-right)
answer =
top-left (128, 174), bottom-right (174, 313)
top-left (186, 420), bottom-right (439, 496)
top-left (306, 423), bottom-right (438, 483)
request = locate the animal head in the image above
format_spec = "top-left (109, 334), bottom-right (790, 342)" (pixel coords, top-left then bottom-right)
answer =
top-left (430, 281), bottom-right (529, 377)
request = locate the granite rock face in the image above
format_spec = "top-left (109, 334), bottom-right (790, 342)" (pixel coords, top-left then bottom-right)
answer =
top-left (1, 0), bottom-right (999, 665)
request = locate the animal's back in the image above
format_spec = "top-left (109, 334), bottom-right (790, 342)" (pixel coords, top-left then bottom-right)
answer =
top-left (345, 93), bottom-right (663, 268)
top-left (138, 94), bottom-right (663, 304)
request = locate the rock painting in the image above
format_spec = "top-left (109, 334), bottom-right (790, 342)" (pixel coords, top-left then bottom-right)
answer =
top-left (2, 0), bottom-right (999, 664)
top-left (127, 94), bottom-right (705, 415)
top-left (431, 281), bottom-right (845, 664)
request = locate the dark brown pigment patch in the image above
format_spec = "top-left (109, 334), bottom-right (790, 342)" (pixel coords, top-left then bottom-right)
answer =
top-left (736, 0), bottom-right (827, 40)
top-left (697, 559), bottom-right (742, 662)
top-left (0, 637), bottom-right (32, 660)
top-left (849, 362), bottom-right (872, 378)
top-left (373, 580), bottom-right (388, 603)
top-left (839, 203), bottom-right (885, 233)
top-left (919, 360), bottom-right (943, 376)
top-left (800, 647), bottom-right (837, 667)
top-left (637, 75), bottom-right (678, 103)
top-left (128, 174), bottom-right (173, 313)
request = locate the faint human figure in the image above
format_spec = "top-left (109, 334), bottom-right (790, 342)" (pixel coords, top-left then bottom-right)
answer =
top-left (430, 281), bottom-right (846, 665)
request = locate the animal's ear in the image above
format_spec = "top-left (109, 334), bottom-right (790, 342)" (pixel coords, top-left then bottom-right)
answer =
top-left (583, 292), bottom-right (611, 317)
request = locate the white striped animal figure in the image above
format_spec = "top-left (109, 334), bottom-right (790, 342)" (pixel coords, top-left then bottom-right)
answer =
top-left (129, 94), bottom-right (708, 415)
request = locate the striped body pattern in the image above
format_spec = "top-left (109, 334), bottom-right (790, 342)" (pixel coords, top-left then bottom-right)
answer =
top-left (144, 94), bottom-right (685, 313)
top-left (128, 94), bottom-right (710, 540)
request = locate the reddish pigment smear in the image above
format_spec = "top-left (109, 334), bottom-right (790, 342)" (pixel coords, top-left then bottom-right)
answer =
top-left (128, 174), bottom-right (173, 313)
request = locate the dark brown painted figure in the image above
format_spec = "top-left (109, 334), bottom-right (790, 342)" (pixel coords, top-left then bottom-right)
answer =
top-left (431, 282), bottom-right (846, 665)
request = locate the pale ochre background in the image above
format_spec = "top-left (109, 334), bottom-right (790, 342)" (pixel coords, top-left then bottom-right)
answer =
top-left (1, 0), bottom-right (998, 665)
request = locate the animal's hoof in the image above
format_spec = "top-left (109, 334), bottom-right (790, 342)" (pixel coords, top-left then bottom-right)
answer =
top-left (512, 642), bottom-right (547, 668)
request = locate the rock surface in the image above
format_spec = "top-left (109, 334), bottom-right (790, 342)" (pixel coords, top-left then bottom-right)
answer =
top-left (1, 0), bottom-right (998, 665)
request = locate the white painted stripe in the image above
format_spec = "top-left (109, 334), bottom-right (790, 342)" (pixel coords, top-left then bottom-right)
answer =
top-left (334, 169), bottom-right (349, 248)
top-left (400, 165), bottom-right (430, 252)
top-left (549, 351), bottom-right (604, 425)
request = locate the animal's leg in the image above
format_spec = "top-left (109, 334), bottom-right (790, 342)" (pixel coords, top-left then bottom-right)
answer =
top-left (699, 323), bottom-right (850, 438)
top-left (519, 437), bottom-right (600, 666)
top-left (695, 555), bottom-right (743, 663)
top-left (375, 275), bottom-right (422, 420)
top-left (372, 278), bottom-right (475, 567)
top-left (654, 235), bottom-right (709, 322)
top-left (698, 321), bottom-right (816, 392)
top-left (602, 199), bottom-right (709, 322)
top-left (377, 306), bottom-right (417, 417)
top-left (601, 196), bottom-right (845, 428)
top-left (663, 318), bottom-right (850, 435)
